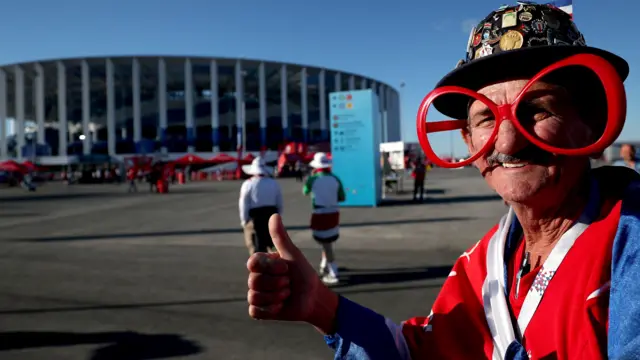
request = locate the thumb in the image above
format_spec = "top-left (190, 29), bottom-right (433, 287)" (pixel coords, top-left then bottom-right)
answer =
top-left (269, 214), bottom-right (302, 260)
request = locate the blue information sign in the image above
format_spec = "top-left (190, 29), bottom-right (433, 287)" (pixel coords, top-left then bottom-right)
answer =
top-left (329, 89), bottom-right (382, 207)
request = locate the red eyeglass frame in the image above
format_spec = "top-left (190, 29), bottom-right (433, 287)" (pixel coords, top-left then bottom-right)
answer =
top-left (416, 53), bottom-right (627, 169)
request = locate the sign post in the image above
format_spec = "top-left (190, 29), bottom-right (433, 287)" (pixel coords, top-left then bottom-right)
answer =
top-left (329, 89), bottom-right (381, 207)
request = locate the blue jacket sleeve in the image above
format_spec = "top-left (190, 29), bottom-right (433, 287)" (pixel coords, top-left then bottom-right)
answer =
top-left (323, 296), bottom-right (411, 360)
top-left (609, 182), bottom-right (640, 359)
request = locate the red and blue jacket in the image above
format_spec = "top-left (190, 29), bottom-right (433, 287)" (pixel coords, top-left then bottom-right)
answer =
top-left (324, 167), bottom-right (640, 359)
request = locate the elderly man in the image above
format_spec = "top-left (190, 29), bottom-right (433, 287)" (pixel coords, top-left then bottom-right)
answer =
top-left (246, 3), bottom-right (639, 359)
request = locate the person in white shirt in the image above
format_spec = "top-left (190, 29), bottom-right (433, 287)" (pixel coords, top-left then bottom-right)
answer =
top-left (239, 157), bottom-right (283, 255)
top-left (302, 152), bottom-right (346, 285)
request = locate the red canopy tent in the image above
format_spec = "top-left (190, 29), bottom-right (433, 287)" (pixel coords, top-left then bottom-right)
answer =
top-left (22, 160), bottom-right (45, 172)
top-left (210, 153), bottom-right (237, 164)
top-left (0, 160), bottom-right (27, 174)
top-left (173, 154), bottom-right (208, 166)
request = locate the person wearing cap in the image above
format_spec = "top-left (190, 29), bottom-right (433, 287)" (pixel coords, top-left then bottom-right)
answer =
top-left (246, 3), bottom-right (640, 359)
top-left (302, 152), bottom-right (346, 285)
top-left (239, 157), bottom-right (283, 255)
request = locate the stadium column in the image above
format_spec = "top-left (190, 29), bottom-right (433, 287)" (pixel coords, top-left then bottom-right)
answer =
top-left (334, 73), bottom-right (341, 92)
top-left (210, 59), bottom-right (219, 152)
top-left (185, 58), bottom-right (195, 153)
top-left (258, 62), bottom-right (267, 149)
top-left (132, 58), bottom-right (142, 153)
top-left (81, 60), bottom-right (91, 155)
top-left (35, 63), bottom-right (45, 146)
top-left (360, 77), bottom-right (366, 89)
top-left (319, 69), bottom-right (327, 143)
top-left (56, 61), bottom-right (67, 157)
top-left (280, 64), bottom-right (288, 142)
top-left (379, 84), bottom-right (387, 143)
top-left (301, 67), bottom-right (308, 143)
top-left (158, 58), bottom-right (168, 154)
top-left (235, 59), bottom-right (244, 152)
top-left (348, 75), bottom-right (355, 91)
top-left (106, 58), bottom-right (116, 156)
top-left (14, 65), bottom-right (25, 161)
top-left (0, 69), bottom-right (6, 159)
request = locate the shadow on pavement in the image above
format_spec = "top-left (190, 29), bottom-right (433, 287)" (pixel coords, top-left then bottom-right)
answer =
top-left (0, 331), bottom-right (203, 359)
top-left (0, 188), bottom-right (215, 202)
top-left (16, 216), bottom-right (473, 242)
top-left (333, 265), bottom-right (452, 288)
top-left (382, 194), bottom-right (501, 206)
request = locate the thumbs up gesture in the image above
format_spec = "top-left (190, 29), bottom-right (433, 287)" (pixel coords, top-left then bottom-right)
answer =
top-left (247, 214), bottom-right (339, 333)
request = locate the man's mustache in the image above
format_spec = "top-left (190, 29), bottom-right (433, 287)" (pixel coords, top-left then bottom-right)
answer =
top-left (486, 146), bottom-right (552, 167)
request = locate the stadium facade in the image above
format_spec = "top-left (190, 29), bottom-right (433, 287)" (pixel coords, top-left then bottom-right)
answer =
top-left (0, 56), bottom-right (401, 164)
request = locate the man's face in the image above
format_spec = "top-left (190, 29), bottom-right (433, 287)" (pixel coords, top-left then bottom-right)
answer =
top-left (620, 144), bottom-right (635, 161)
top-left (463, 79), bottom-right (593, 203)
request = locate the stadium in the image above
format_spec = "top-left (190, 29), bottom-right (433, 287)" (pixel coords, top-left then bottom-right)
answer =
top-left (0, 56), bottom-right (401, 165)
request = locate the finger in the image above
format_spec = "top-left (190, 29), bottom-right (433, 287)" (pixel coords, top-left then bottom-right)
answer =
top-left (247, 288), bottom-right (291, 307)
top-left (248, 303), bottom-right (284, 320)
top-left (248, 272), bottom-right (290, 291)
top-left (269, 214), bottom-right (303, 260)
top-left (246, 253), bottom-right (288, 275)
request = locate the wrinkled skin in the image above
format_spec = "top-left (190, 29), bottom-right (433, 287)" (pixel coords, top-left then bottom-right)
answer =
top-left (463, 80), bottom-right (594, 205)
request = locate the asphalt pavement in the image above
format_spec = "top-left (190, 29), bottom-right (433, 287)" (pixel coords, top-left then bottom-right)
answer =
top-left (0, 168), bottom-right (506, 360)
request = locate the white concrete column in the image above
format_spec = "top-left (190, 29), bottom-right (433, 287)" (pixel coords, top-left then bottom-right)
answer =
top-left (360, 77), bottom-right (367, 89)
top-left (280, 64), bottom-right (288, 139)
top-left (210, 60), bottom-right (219, 152)
top-left (334, 73), bottom-right (341, 92)
top-left (106, 59), bottom-right (116, 156)
top-left (348, 75), bottom-right (355, 91)
top-left (132, 58), bottom-right (141, 145)
top-left (158, 58), bottom-right (167, 153)
top-left (319, 69), bottom-right (326, 140)
top-left (15, 66), bottom-right (25, 160)
top-left (300, 67), bottom-right (308, 142)
top-left (35, 63), bottom-right (45, 145)
top-left (81, 60), bottom-right (90, 154)
top-left (184, 58), bottom-right (195, 152)
top-left (56, 61), bottom-right (67, 156)
top-left (234, 59), bottom-right (244, 149)
top-left (258, 62), bottom-right (267, 148)
top-left (0, 69), bottom-right (6, 159)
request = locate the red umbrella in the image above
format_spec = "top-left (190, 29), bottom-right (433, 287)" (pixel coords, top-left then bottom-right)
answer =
top-left (243, 153), bottom-right (256, 161)
top-left (22, 161), bottom-right (43, 172)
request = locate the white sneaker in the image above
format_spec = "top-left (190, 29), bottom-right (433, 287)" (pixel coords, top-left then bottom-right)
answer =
top-left (318, 259), bottom-right (328, 276)
top-left (322, 273), bottom-right (339, 285)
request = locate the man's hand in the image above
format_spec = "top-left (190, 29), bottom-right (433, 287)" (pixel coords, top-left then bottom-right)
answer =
top-left (247, 214), bottom-right (339, 334)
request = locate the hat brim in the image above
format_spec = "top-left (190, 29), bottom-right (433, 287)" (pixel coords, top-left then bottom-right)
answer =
top-left (242, 164), bottom-right (273, 175)
top-left (309, 160), bottom-right (331, 169)
top-left (433, 46), bottom-right (629, 120)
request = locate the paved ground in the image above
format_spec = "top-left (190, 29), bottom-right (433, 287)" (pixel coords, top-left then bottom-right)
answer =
top-left (0, 168), bottom-right (506, 360)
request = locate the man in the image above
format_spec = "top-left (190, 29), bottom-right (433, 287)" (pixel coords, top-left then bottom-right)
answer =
top-left (613, 144), bottom-right (640, 172)
top-left (303, 152), bottom-right (346, 285)
top-left (411, 156), bottom-right (426, 202)
top-left (239, 157), bottom-right (283, 255)
top-left (246, 3), bottom-right (639, 360)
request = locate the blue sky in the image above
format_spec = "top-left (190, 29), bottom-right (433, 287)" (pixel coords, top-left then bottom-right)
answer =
top-left (1, 0), bottom-right (637, 156)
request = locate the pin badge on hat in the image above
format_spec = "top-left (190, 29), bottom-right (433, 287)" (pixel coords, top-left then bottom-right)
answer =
top-left (519, 11), bottom-right (533, 22)
top-left (475, 43), bottom-right (493, 59)
top-left (499, 30), bottom-right (524, 51)
top-left (502, 11), bottom-right (517, 28)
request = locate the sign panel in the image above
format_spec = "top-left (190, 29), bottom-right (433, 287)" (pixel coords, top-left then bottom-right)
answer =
top-left (329, 90), bottom-right (381, 207)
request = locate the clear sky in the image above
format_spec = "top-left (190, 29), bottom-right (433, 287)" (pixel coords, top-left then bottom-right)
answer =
top-left (1, 0), bottom-right (637, 156)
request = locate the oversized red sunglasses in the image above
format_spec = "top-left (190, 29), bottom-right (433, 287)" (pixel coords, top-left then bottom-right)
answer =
top-left (416, 54), bottom-right (627, 168)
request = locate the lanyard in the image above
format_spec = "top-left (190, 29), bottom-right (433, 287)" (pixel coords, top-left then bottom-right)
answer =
top-left (482, 179), bottom-right (600, 358)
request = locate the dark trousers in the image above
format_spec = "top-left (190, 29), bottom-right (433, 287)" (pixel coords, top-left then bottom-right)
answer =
top-left (247, 206), bottom-right (279, 253)
top-left (413, 180), bottom-right (425, 201)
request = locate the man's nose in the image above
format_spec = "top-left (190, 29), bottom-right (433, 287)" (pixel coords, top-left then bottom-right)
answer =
top-left (493, 119), bottom-right (529, 155)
